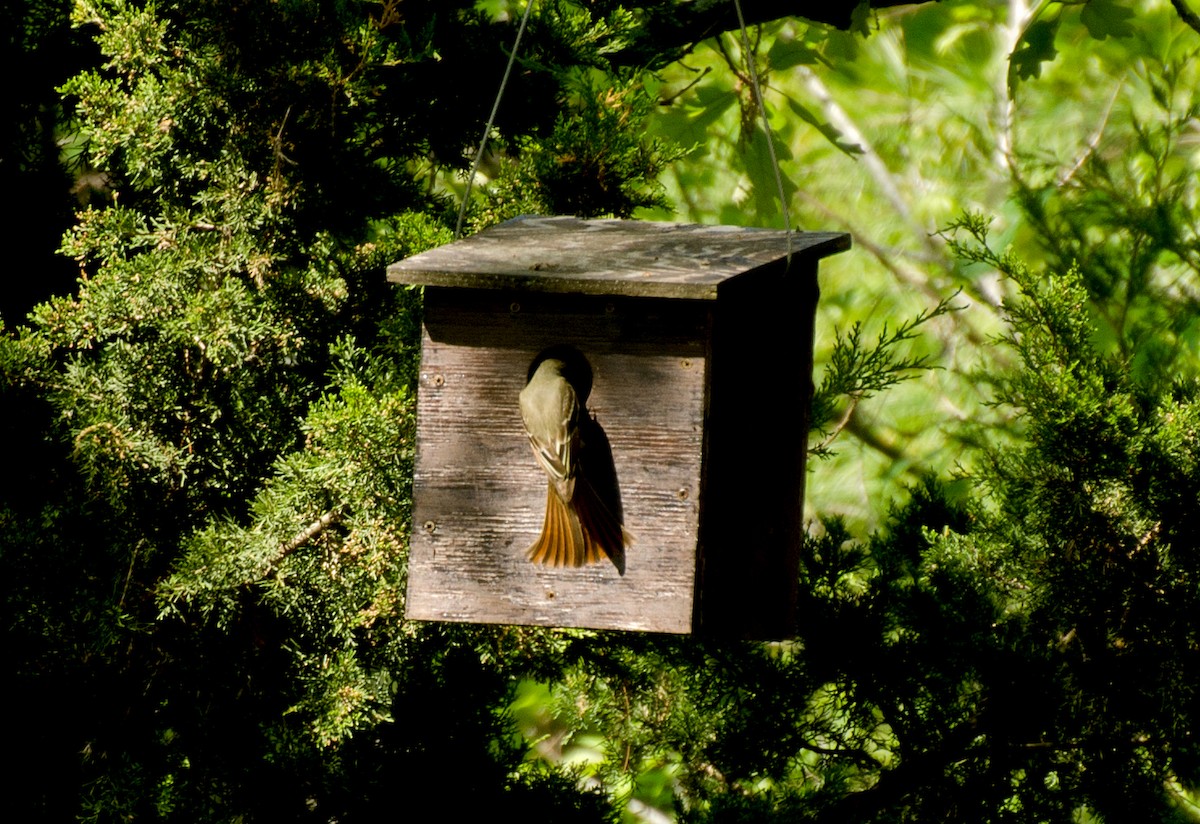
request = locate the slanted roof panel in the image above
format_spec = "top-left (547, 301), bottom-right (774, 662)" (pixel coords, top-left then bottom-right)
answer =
top-left (387, 215), bottom-right (850, 300)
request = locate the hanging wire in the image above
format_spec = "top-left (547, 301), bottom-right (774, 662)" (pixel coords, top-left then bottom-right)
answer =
top-left (457, 0), bottom-right (790, 256)
top-left (454, 0), bottom-right (536, 238)
top-left (731, 0), bottom-right (794, 266)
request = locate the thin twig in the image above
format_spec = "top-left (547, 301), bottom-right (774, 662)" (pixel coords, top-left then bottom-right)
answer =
top-left (813, 398), bottom-right (859, 454)
top-left (1058, 81), bottom-right (1123, 187)
top-left (658, 65), bottom-right (711, 106)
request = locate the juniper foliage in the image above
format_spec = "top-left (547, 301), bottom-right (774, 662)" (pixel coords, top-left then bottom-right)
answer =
top-left (5, 1), bottom-right (1200, 822)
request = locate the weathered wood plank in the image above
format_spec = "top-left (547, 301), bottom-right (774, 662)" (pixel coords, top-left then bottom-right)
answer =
top-left (404, 287), bottom-right (708, 632)
top-left (387, 215), bottom-right (850, 300)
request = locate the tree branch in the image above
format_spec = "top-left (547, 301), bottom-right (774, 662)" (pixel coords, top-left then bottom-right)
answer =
top-left (610, 1), bottom-right (936, 68)
top-left (271, 508), bottom-right (343, 570)
top-left (1171, 0), bottom-right (1200, 35)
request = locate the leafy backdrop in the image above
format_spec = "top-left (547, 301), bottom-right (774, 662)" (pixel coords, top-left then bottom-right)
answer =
top-left (4, 0), bottom-right (1200, 821)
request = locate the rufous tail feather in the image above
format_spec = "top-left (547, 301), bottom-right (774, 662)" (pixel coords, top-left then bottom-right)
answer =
top-left (526, 483), bottom-right (587, 567)
top-left (526, 478), bottom-right (633, 571)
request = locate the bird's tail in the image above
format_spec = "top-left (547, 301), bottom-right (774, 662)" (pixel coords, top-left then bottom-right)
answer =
top-left (526, 479), bottom-right (632, 572)
top-left (526, 483), bottom-right (589, 568)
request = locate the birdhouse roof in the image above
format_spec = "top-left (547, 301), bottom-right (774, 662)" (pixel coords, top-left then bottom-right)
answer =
top-left (387, 215), bottom-right (850, 300)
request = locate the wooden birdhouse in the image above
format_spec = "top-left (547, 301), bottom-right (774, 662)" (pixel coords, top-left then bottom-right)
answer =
top-left (387, 216), bottom-right (849, 638)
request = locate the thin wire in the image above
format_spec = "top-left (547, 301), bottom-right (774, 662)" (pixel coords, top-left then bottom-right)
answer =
top-left (455, 0), bottom-right (535, 238)
top-left (732, 0), bottom-right (794, 267)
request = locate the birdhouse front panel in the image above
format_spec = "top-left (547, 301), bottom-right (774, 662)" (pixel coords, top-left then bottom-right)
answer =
top-left (407, 287), bottom-right (708, 632)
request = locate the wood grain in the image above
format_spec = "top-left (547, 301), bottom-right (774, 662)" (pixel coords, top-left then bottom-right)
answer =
top-left (405, 288), bottom-right (708, 632)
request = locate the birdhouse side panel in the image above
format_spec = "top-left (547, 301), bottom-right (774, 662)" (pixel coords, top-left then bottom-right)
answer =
top-left (696, 263), bottom-right (820, 638)
top-left (404, 288), bottom-right (709, 633)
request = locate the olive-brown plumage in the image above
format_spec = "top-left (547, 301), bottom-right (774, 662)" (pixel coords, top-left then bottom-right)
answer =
top-left (519, 358), bottom-right (629, 569)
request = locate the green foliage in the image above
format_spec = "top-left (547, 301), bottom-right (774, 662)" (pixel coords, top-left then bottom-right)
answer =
top-left (521, 2), bottom-right (1200, 821)
top-left (1011, 57), bottom-right (1200, 392)
top-left (918, 224), bottom-right (1200, 822)
top-left (511, 235), bottom-right (1200, 818)
top-left (6, 0), bottom-right (682, 818)
top-left (809, 293), bottom-right (960, 459)
top-left (9, 0), bottom-right (1200, 822)
top-left (471, 73), bottom-right (685, 227)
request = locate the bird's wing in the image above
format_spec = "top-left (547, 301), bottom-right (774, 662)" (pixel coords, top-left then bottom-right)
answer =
top-left (521, 372), bottom-right (579, 492)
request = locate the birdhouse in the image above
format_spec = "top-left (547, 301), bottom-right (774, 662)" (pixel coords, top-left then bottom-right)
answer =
top-left (387, 216), bottom-right (849, 638)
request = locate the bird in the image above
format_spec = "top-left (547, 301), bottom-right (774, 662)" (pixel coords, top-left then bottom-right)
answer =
top-left (519, 355), bottom-right (630, 571)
